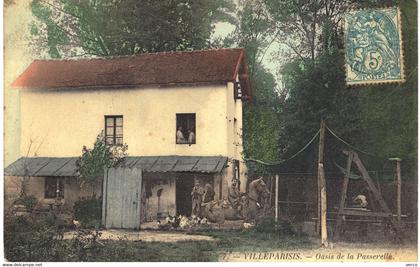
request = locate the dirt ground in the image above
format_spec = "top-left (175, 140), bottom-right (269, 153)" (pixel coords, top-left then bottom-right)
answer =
top-left (221, 239), bottom-right (418, 262)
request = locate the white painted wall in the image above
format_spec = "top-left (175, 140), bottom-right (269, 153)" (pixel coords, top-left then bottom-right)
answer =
top-left (20, 84), bottom-right (230, 157)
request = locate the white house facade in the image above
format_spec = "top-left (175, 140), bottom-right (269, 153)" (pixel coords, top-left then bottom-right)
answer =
top-left (5, 48), bottom-right (252, 222)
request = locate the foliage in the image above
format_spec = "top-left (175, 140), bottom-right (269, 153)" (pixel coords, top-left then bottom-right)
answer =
top-left (227, 1), bottom-right (284, 174)
top-left (73, 197), bottom-right (102, 228)
top-left (264, 0), bottom-right (351, 62)
top-left (279, 46), bottom-right (363, 173)
top-left (4, 213), bottom-right (312, 261)
top-left (357, 0), bottom-right (418, 178)
top-left (4, 215), bottom-right (63, 261)
top-left (76, 132), bottom-right (127, 184)
top-left (30, 0), bottom-right (236, 58)
top-left (4, 214), bottom-right (105, 262)
top-left (246, 218), bottom-right (297, 237)
top-left (18, 195), bottom-right (38, 211)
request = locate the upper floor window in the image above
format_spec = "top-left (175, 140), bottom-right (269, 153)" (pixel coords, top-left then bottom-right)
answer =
top-left (45, 177), bottom-right (64, 199)
top-left (105, 115), bottom-right (123, 146)
top-left (176, 113), bottom-right (196, 145)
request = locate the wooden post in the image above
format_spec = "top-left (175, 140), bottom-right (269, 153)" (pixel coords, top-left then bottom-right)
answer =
top-left (317, 119), bottom-right (328, 247)
top-left (389, 158), bottom-right (402, 226)
top-left (275, 174), bottom-right (279, 222)
top-left (396, 160), bottom-right (402, 226)
top-left (334, 151), bottom-right (353, 241)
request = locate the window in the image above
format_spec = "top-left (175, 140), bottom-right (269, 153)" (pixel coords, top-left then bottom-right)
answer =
top-left (176, 113), bottom-right (196, 144)
top-left (105, 115), bottom-right (123, 145)
top-left (234, 81), bottom-right (243, 100)
top-left (44, 177), bottom-right (64, 199)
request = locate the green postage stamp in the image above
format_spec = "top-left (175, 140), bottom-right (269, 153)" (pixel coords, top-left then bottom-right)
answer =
top-left (344, 7), bottom-right (404, 85)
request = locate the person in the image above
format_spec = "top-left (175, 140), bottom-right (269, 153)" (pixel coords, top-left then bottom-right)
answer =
top-left (188, 129), bottom-right (195, 145)
top-left (176, 126), bottom-right (186, 143)
top-left (191, 181), bottom-right (204, 216)
top-left (353, 194), bottom-right (368, 208)
top-left (228, 178), bottom-right (242, 209)
top-left (202, 183), bottom-right (215, 203)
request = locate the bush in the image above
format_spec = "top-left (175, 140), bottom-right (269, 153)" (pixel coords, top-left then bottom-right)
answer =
top-left (4, 214), bottom-right (105, 261)
top-left (4, 215), bottom-right (63, 261)
top-left (73, 197), bottom-right (102, 228)
top-left (19, 195), bottom-right (38, 211)
top-left (248, 218), bottom-right (297, 237)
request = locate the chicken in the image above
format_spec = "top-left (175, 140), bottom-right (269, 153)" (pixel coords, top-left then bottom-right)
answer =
top-left (179, 216), bottom-right (190, 229)
top-left (243, 222), bottom-right (254, 229)
top-left (157, 220), bottom-right (171, 230)
top-left (72, 219), bottom-right (81, 228)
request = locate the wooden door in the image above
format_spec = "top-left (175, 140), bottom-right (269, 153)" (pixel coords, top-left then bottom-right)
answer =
top-left (102, 167), bottom-right (142, 229)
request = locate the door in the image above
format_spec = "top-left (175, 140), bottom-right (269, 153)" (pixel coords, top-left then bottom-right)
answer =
top-left (176, 175), bottom-right (194, 216)
top-left (102, 167), bottom-right (142, 229)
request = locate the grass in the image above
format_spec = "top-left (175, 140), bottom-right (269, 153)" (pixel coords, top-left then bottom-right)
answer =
top-left (4, 215), bottom-right (314, 262)
top-left (57, 228), bottom-right (314, 262)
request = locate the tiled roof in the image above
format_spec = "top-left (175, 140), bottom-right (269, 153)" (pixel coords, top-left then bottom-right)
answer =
top-left (11, 48), bottom-right (251, 99)
top-left (4, 156), bottom-right (228, 177)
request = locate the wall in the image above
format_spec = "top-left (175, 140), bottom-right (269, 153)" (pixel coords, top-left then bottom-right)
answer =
top-left (20, 84), bottom-right (229, 158)
top-left (142, 175), bottom-right (176, 222)
top-left (4, 176), bottom-right (102, 211)
top-left (226, 81), bottom-right (248, 192)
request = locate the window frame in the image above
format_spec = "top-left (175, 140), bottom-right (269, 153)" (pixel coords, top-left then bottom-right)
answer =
top-left (44, 177), bottom-right (64, 199)
top-left (176, 113), bottom-right (196, 145)
top-left (104, 115), bottom-right (123, 146)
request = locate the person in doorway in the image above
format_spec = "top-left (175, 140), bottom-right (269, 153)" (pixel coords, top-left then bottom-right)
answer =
top-left (177, 126), bottom-right (186, 143)
top-left (188, 128), bottom-right (195, 145)
top-left (191, 181), bottom-right (204, 216)
top-left (202, 183), bottom-right (215, 204)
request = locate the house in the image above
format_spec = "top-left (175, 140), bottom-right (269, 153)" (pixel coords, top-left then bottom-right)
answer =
top-left (5, 48), bottom-right (252, 223)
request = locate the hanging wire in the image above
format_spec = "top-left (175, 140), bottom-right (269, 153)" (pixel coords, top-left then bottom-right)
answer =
top-left (245, 129), bottom-right (320, 166)
top-left (325, 125), bottom-right (379, 158)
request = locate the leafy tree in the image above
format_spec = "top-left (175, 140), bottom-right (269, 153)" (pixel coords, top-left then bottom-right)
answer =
top-left (357, 0), bottom-right (418, 178)
top-left (76, 132), bottom-right (128, 196)
top-left (30, 0), bottom-right (235, 58)
top-left (277, 0), bottom-right (417, 178)
top-left (264, 0), bottom-right (352, 62)
top-left (243, 65), bottom-right (284, 174)
top-left (226, 1), bottom-right (284, 174)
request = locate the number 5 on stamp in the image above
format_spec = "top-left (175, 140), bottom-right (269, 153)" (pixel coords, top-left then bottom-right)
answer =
top-left (343, 7), bottom-right (405, 85)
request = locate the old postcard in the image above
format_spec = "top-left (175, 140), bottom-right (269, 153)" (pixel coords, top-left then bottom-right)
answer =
top-left (2, 0), bottom-right (418, 265)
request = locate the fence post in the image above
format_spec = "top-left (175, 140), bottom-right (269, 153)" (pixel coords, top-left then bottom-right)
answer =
top-left (318, 119), bottom-right (328, 247)
top-left (389, 157), bottom-right (402, 226)
top-left (275, 174), bottom-right (279, 222)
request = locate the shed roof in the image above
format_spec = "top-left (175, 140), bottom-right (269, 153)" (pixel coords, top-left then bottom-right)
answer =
top-left (4, 156), bottom-right (228, 177)
top-left (11, 48), bottom-right (251, 100)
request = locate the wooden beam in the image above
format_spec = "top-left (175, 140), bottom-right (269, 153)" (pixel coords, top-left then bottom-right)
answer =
top-left (340, 210), bottom-right (392, 217)
top-left (319, 163), bottom-right (328, 246)
top-left (275, 174), bottom-right (279, 222)
top-left (351, 152), bottom-right (404, 241)
top-left (317, 119), bottom-right (328, 247)
top-left (396, 160), bottom-right (402, 226)
top-left (334, 151), bottom-right (353, 241)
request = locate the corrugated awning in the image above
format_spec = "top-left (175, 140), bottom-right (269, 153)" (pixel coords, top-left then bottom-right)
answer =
top-left (5, 156), bottom-right (228, 177)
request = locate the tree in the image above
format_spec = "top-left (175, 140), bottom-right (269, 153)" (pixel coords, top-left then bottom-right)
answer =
top-left (225, 1), bottom-right (284, 174)
top-left (76, 132), bottom-right (128, 196)
top-left (30, 0), bottom-right (236, 58)
top-left (263, 0), bottom-right (362, 62)
top-left (277, 0), bottom-right (417, 178)
top-left (357, 0), bottom-right (418, 178)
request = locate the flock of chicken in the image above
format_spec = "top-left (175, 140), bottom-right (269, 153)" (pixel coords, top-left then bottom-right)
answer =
top-left (157, 215), bottom-right (209, 230)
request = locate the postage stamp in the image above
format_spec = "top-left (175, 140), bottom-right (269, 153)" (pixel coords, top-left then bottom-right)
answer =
top-left (343, 7), bottom-right (404, 85)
